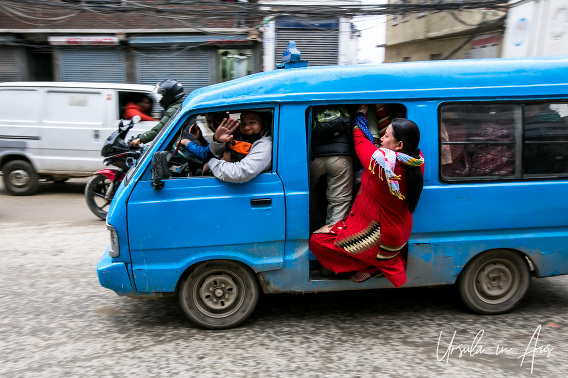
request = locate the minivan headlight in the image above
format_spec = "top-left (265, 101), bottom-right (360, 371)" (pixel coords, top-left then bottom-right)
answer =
top-left (107, 223), bottom-right (120, 258)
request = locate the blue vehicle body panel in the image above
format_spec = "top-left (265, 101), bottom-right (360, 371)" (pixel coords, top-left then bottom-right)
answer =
top-left (126, 174), bottom-right (286, 293)
top-left (97, 56), bottom-right (568, 297)
top-left (97, 249), bottom-right (135, 296)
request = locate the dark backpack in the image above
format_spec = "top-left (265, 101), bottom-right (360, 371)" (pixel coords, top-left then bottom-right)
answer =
top-left (312, 105), bottom-right (350, 139)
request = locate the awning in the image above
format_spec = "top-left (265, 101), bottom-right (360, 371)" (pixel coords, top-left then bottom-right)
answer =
top-left (128, 35), bottom-right (251, 47)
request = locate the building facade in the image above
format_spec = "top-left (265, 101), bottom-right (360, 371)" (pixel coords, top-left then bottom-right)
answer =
top-left (384, 0), bottom-right (507, 62)
top-left (0, 0), bottom-right (262, 89)
top-left (0, 0), bottom-right (361, 86)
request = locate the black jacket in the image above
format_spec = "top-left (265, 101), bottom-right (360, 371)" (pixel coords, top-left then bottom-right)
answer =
top-left (311, 106), bottom-right (352, 158)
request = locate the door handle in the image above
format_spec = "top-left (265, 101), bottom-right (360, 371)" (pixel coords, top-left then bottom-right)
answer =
top-left (251, 198), bottom-right (272, 206)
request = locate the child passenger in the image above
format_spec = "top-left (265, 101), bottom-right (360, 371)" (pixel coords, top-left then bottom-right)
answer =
top-left (223, 140), bottom-right (250, 162)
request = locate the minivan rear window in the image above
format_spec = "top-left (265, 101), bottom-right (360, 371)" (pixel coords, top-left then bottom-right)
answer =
top-left (440, 101), bottom-right (568, 181)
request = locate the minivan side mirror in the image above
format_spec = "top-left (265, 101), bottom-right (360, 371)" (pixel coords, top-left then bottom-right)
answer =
top-left (151, 151), bottom-right (171, 189)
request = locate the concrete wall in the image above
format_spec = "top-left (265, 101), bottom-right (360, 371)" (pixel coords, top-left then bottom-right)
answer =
top-left (384, 0), bottom-right (506, 62)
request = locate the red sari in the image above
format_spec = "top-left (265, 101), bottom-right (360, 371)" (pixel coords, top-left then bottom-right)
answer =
top-left (309, 127), bottom-right (416, 288)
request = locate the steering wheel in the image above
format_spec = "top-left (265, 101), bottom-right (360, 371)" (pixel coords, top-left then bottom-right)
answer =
top-left (173, 138), bottom-right (182, 157)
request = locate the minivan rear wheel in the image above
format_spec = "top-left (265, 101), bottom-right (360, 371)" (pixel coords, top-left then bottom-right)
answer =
top-left (458, 249), bottom-right (529, 314)
top-left (2, 160), bottom-right (39, 195)
top-left (179, 261), bottom-right (259, 329)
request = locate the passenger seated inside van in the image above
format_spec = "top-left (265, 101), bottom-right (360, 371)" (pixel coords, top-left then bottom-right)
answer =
top-left (205, 110), bottom-right (272, 183)
top-left (179, 111), bottom-right (227, 162)
top-left (123, 93), bottom-right (157, 122)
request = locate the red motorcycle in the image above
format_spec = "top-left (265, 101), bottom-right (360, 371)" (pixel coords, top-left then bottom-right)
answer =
top-left (85, 116), bottom-right (141, 220)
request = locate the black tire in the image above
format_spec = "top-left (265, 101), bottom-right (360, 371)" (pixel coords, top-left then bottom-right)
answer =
top-left (179, 261), bottom-right (259, 329)
top-left (458, 249), bottom-right (530, 314)
top-left (2, 160), bottom-right (39, 196)
top-left (85, 174), bottom-right (112, 220)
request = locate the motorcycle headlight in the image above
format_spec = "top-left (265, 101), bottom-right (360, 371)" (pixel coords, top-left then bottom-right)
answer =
top-left (107, 223), bottom-right (120, 258)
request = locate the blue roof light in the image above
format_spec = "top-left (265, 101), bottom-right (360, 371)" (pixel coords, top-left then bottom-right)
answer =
top-left (277, 41), bottom-right (308, 69)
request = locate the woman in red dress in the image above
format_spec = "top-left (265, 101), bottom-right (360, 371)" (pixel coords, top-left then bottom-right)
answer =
top-left (309, 105), bottom-right (425, 287)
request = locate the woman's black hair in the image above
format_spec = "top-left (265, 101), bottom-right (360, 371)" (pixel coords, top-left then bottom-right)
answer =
top-left (132, 92), bottom-right (152, 105)
top-left (391, 118), bottom-right (424, 213)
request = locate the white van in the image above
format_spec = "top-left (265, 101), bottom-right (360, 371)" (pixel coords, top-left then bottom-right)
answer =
top-left (0, 82), bottom-right (161, 195)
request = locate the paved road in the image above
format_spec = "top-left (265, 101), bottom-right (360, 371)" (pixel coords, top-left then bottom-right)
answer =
top-left (1, 179), bottom-right (567, 377)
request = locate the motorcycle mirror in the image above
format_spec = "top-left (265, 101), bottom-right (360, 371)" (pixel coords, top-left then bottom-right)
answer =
top-left (132, 115), bottom-right (141, 124)
top-left (126, 157), bottom-right (137, 168)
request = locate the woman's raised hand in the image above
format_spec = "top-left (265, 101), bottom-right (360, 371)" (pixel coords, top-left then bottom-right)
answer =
top-left (214, 118), bottom-right (239, 143)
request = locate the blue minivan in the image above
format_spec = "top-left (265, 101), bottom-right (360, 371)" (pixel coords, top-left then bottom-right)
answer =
top-left (97, 53), bottom-right (568, 329)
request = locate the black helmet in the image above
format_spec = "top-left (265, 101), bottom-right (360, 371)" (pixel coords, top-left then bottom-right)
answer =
top-left (156, 79), bottom-right (184, 109)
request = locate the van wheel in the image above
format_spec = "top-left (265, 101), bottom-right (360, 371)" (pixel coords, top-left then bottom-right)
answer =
top-left (85, 174), bottom-right (112, 220)
top-left (458, 250), bottom-right (529, 314)
top-left (2, 160), bottom-right (39, 195)
top-left (179, 261), bottom-right (259, 329)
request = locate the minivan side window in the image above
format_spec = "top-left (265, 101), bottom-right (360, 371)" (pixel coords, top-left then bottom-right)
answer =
top-left (440, 102), bottom-right (568, 181)
top-left (165, 109), bottom-right (274, 179)
top-left (524, 102), bottom-right (568, 176)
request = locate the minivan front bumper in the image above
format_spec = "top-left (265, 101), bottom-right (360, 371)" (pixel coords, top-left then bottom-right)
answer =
top-left (97, 249), bottom-right (135, 296)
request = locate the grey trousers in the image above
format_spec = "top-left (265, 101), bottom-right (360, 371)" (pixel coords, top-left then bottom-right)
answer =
top-left (310, 155), bottom-right (353, 226)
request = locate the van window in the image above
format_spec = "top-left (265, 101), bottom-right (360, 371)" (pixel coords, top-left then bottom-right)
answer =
top-left (440, 102), bottom-right (568, 181)
top-left (0, 89), bottom-right (40, 122)
top-left (164, 109), bottom-right (274, 179)
top-left (118, 91), bottom-right (161, 120)
top-left (44, 91), bottom-right (103, 125)
top-left (524, 102), bottom-right (568, 176)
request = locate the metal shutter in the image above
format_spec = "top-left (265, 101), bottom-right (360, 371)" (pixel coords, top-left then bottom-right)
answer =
top-left (275, 29), bottom-right (339, 67)
top-left (59, 48), bottom-right (125, 83)
top-left (0, 47), bottom-right (23, 82)
top-left (136, 49), bottom-right (212, 92)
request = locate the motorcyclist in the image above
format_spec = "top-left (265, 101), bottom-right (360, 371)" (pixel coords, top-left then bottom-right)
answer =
top-left (129, 79), bottom-right (185, 147)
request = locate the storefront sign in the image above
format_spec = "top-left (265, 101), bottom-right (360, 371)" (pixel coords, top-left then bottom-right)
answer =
top-left (48, 36), bottom-right (119, 46)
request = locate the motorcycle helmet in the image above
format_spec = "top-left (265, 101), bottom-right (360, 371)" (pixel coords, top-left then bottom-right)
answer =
top-left (155, 79), bottom-right (184, 109)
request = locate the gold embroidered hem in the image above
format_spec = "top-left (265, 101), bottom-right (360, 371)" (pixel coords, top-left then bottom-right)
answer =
top-left (376, 242), bottom-right (407, 260)
top-left (334, 221), bottom-right (380, 255)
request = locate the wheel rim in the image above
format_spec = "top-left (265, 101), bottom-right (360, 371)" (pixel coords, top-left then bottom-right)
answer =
top-left (8, 169), bottom-right (30, 188)
top-left (193, 270), bottom-right (245, 319)
top-left (473, 258), bottom-right (520, 304)
top-left (91, 177), bottom-right (112, 211)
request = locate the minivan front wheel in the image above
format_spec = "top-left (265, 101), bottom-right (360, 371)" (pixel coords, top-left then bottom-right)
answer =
top-left (459, 249), bottom-right (529, 314)
top-left (179, 261), bottom-right (259, 329)
top-left (2, 160), bottom-right (39, 195)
